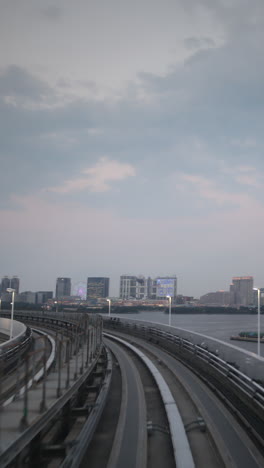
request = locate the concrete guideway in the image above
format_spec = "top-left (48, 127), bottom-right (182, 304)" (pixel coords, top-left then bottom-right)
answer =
top-left (105, 332), bottom-right (195, 468)
top-left (2, 328), bottom-right (55, 407)
top-left (0, 323), bottom-right (101, 468)
top-left (108, 328), bottom-right (264, 468)
top-left (105, 338), bottom-right (147, 468)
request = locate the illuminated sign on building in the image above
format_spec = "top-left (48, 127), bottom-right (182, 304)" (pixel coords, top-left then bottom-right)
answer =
top-left (156, 278), bottom-right (176, 297)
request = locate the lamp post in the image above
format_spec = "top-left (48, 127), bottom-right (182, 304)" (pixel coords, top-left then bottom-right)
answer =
top-left (6, 288), bottom-right (15, 340)
top-left (54, 301), bottom-right (58, 313)
top-left (0, 297), bottom-right (2, 311)
top-left (106, 298), bottom-right (111, 316)
top-left (166, 295), bottom-right (172, 327)
top-left (253, 288), bottom-right (261, 356)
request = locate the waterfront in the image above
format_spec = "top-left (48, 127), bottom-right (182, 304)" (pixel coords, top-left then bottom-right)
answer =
top-left (110, 312), bottom-right (264, 357)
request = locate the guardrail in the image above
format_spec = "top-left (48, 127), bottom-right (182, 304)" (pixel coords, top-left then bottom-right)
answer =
top-left (0, 312), bottom-right (104, 468)
top-left (61, 346), bottom-right (113, 468)
top-left (0, 321), bottom-right (33, 371)
top-left (104, 317), bottom-right (264, 446)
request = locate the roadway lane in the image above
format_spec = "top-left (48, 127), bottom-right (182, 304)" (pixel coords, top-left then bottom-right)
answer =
top-left (112, 332), bottom-right (264, 468)
top-left (105, 338), bottom-right (147, 468)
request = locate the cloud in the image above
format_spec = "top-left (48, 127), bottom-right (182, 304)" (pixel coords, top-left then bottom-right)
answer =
top-left (0, 65), bottom-right (53, 103)
top-left (40, 6), bottom-right (63, 21)
top-left (173, 172), bottom-right (253, 208)
top-left (184, 36), bottom-right (216, 50)
top-left (48, 157), bottom-right (136, 194)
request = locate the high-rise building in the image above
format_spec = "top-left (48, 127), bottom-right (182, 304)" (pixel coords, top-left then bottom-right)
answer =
top-left (56, 277), bottom-right (71, 298)
top-left (1, 276), bottom-right (20, 294)
top-left (1, 276), bottom-right (10, 294)
top-left (10, 276), bottom-right (20, 294)
top-left (36, 291), bottom-right (53, 304)
top-left (120, 275), bottom-right (138, 299)
top-left (17, 291), bottom-right (36, 304)
top-left (230, 276), bottom-right (253, 306)
top-left (86, 277), bottom-right (109, 300)
top-left (155, 276), bottom-right (177, 301)
top-left (120, 274), bottom-right (178, 300)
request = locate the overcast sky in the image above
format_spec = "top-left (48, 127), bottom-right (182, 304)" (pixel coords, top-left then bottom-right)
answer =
top-left (1, 0), bottom-right (264, 298)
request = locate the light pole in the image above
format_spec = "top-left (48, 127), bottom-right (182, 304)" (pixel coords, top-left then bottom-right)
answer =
top-left (6, 288), bottom-right (15, 340)
top-left (0, 297), bottom-right (2, 311)
top-left (106, 298), bottom-right (111, 316)
top-left (253, 288), bottom-right (261, 356)
top-left (166, 295), bottom-right (172, 326)
top-left (54, 301), bottom-right (58, 313)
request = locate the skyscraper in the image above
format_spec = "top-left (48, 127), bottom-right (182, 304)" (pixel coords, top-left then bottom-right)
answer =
top-left (1, 276), bottom-right (11, 294)
top-left (230, 276), bottom-right (253, 306)
top-left (56, 277), bottom-right (71, 298)
top-left (1, 276), bottom-right (20, 294)
top-left (10, 276), bottom-right (20, 294)
top-left (119, 275), bottom-right (138, 299)
top-left (86, 277), bottom-right (109, 300)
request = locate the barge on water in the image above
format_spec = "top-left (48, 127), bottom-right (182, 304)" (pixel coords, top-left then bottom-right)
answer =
top-left (230, 331), bottom-right (264, 343)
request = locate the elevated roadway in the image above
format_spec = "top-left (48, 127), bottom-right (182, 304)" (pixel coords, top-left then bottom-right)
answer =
top-left (1, 311), bottom-right (264, 467)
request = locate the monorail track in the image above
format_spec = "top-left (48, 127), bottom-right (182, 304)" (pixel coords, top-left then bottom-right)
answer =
top-left (1, 312), bottom-right (264, 467)
top-left (104, 326), bottom-right (264, 468)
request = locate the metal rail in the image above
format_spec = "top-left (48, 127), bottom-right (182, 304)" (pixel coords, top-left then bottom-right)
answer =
top-left (105, 332), bottom-right (195, 468)
top-left (0, 314), bottom-right (103, 468)
top-left (104, 318), bottom-right (264, 448)
top-left (60, 347), bottom-right (113, 468)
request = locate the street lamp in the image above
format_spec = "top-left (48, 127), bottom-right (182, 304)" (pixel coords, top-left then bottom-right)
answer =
top-left (0, 297), bottom-right (2, 311)
top-left (6, 288), bottom-right (15, 340)
top-left (166, 295), bottom-right (172, 326)
top-left (54, 301), bottom-right (58, 313)
top-left (106, 298), bottom-right (111, 316)
top-left (253, 288), bottom-right (261, 356)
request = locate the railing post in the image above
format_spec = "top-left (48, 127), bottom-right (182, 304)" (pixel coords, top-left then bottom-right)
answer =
top-left (74, 335), bottom-right (79, 380)
top-left (65, 340), bottom-right (70, 389)
top-left (20, 354), bottom-right (29, 430)
top-left (40, 337), bottom-right (47, 413)
top-left (15, 356), bottom-right (21, 399)
top-left (80, 333), bottom-right (84, 375)
top-left (85, 327), bottom-right (90, 368)
top-left (57, 339), bottom-right (62, 398)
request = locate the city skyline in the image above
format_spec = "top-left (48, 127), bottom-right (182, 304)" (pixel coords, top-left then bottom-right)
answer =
top-left (1, 1), bottom-right (264, 297)
top-left (0, 272), bottom-right (261, 301)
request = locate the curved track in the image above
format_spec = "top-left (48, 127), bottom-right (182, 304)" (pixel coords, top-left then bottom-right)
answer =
top-left (106, 328), bottom-right (264, 468)
top-left (106, 338), bottom-right (147, 468)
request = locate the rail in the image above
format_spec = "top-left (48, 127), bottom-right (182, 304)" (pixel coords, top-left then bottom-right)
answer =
top-left (105, 332), bottom-right (195, 468)
top-left (104, 317), bottom-right (264, 447)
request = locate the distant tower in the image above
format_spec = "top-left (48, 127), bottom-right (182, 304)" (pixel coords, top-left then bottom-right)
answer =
top-left (86, 277), bottom-right (109, 300)
top-left (119, 275), bottom-right (137, 299)
top-left (56, 277), bottom-right (71, 298)
top-left (1, 276), bottom-right (19, 294)
top-left (1, 276), bottom-right (10, 294)
top-left (230, 276), bottom-right (253, 306)
top-left (10, 276), bottom-right (20, 294)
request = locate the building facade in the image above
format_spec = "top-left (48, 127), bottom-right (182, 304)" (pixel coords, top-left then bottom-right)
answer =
top-left (119, 275), bottom-right (177, 301)
top-left (199, 290), bottom-right (230, 306)
top-left (36, 291), bottom-right (53, 304)
top-left (56, 277), bottom-right (71, 298)
top-left (86, 277), bottom-right (109, 300)
top-left (155, 276), bottom-right (177, 301)
top-left (230, 276), bottom-right (254, 306)
top-left (17, 291), bottom-right (36, 304)
top-left (119, 275), bottom-right (138, 299)
top-left (1, 276), bottom-right (20, 297)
